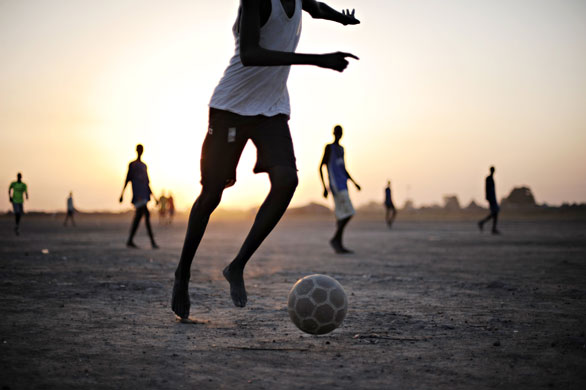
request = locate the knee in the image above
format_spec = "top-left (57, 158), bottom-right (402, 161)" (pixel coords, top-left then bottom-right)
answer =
top-left (197, 186), bottom-right (223, 212)
top-left (270, 167), bottom-right (298, 194)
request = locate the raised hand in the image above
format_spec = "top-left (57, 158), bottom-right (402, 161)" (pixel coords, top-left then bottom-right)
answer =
top-left (318, 52), bottom-right (359, 72)
top-left (341, 9), bottom-right (360, 25)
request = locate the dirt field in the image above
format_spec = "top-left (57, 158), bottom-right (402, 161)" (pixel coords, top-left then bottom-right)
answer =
top-left (1, 214), bottom-right (585, 389)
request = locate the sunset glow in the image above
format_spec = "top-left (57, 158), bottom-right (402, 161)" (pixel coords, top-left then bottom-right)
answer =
top-left (1, 0), bottom-right (585, 212)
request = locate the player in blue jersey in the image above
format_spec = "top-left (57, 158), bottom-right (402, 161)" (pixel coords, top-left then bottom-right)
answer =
top-left (320, 125), bottom-right (361, 253)
top-left (119, 144), bottom-right (159, 249)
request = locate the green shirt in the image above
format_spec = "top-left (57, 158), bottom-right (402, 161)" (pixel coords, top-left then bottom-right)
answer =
top-left (9, 181), bottom-right (27, 204)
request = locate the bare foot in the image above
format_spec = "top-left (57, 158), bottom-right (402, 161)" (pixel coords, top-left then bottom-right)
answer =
top-left (329, 239), bottom-right (345, 254)
top-left (340, 246), bottom-right (354, 254)
top-left (222, 265), bottom-right (247, 308)
top-left (171, 278), bottom-right (190, 319)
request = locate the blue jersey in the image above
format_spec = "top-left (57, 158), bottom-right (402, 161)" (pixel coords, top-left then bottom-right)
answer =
top-left (327, 144), bottom-right (348, 194)
top-left (126, 160), bottom-right (151, 205)
top-left (385, 187), bottom-right (393, 207)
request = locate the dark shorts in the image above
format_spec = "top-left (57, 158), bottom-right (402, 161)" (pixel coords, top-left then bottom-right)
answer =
top-left (12, 202), bottom-right (23, 215)
top-left (201, 108), bottom-right (297, 188)
top-left (385, 201), bottom-right (395, 210)
top-left (489, 202), bottom-right (500, 214)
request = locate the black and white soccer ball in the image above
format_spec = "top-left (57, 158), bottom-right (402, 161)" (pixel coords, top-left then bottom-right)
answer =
top-left (287, 274), bottom-right (348, 335)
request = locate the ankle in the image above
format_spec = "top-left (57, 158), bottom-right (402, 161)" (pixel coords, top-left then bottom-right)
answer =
top-left (175, 269), bottom-right (190, 282)
top-left (226, 262), bottom-right (244, 275)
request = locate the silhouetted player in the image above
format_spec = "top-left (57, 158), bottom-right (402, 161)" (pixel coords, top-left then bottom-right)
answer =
top-left (384, 180), bottom-right (396, 228)
top-left (119, 144), bottom-right (159, 249)
top-left (320, 125), bottom-right (361, 253)
top-left (8, 173), bottom-right (28, 235)
top-left (63, 191), bottom-right (77, 227)
top-left (172, 0), bottom-right (360, 318)
top-left (478, 166), bottom-right (500, 234)
top-left (158, 191), bottom-right (168, 225)
top-left (167, 194), bottom-right (175, 225)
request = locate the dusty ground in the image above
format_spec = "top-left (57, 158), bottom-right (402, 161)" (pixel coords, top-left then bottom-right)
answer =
top-left (1, 214), bottom-right (585, 389)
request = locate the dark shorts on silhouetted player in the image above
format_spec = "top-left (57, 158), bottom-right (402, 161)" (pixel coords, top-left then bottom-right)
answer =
top-left (12, 202), bottom-right (23, 215)
top-left (200, 108), bottom-right (297, 188)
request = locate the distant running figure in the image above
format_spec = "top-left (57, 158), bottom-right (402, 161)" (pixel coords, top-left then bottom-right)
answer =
top-left (478, 166), bottom-right (500, 234)
top-left (320, 125), bottom-right (361, 253)
top-left (119, 144), bottom-right (159, 249)
top-left (384, 180), bottom-right (396, 228)
top-left (63, 191), bottom-right (77, 227)
top-left (172, 0), bottom-right (360, 319)
top-left (8, 173), bottom-right (28, 235)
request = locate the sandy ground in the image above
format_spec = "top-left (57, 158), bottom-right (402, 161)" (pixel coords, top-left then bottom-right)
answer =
top-left (1, 213), bottom-right (585, 389)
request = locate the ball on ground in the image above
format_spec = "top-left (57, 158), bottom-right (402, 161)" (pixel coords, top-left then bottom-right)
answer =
top-left (287, 274), bottom-right (348, 335)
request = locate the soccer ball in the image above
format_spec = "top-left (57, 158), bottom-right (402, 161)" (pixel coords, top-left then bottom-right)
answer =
top-left (287, 274), bottom-right (348, 335)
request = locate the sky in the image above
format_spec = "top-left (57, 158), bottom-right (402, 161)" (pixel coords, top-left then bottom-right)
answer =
top-left (1, 0), bottom-right (585, 212)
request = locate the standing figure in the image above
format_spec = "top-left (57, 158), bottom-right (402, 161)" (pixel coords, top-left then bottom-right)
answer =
top-left (171, 0), bottom-right (360, 319)
top-left (478, 166), bottom-right (500, 234)
top-left (320, 125), bottom-right (361, 254)
top-left (8, 172), bottom-right (28, 236)
top-left (158, 192), bottom-right (168, 225)
top-left (119, 144), bottom-right (159, 249)
top-left (167, 193), bottom-right (175, 225)
top-left (63, 191), bottom-right (77, 227)
top-left (384, 180), bottom-right (396, 228)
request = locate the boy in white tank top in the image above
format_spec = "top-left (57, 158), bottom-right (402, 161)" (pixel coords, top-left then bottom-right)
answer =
top-left (172, 0), bottom-right (360, 320)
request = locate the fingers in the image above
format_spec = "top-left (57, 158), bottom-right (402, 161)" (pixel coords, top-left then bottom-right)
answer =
top-left (340, 52), bottom-right (360, 60)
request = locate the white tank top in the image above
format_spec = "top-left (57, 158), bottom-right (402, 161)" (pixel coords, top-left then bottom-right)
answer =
top-left (209, 0), bottom-right (302, 117)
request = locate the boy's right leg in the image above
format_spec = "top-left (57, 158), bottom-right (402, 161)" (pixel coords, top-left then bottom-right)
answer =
top-left (172, 183), bottom-right (224, 319)
top-left (331, 216), bottom-right (352, 253)
top-left (14, 212), bottom-right (21, 235)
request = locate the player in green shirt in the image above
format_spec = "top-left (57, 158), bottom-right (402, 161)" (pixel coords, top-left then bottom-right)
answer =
top-left (8, 173), bottom-right (28, 235)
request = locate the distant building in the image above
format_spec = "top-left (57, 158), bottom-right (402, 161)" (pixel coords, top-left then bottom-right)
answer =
top-left (443, 195), bottom-right (461, 211)
top-left (501, 186), bottom-right (537, 209)
top-left (465, 200), bottom-right (484, 211)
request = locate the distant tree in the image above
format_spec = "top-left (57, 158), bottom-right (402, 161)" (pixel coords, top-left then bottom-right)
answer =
top-left (501, 186), bottom-right (537, 209)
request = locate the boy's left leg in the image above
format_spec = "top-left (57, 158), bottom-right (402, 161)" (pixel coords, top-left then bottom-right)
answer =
top-left (223, 114), bottom-right (298, 307)
top-left (330, 216), bottom-right (352, 253)
top-left (224, 165), bottom-right (298, 307)
top-left (143, 207), bottom-right (158, 248)
top-left (491, 212), bottom-right (500, 234)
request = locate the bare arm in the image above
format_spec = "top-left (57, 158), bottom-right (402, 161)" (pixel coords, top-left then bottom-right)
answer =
top-left (8, 186), bottom-right (12, 202)
top-left (319, 145), bottom-right (331, 198)
top-left (344, 168), bottom-right (361, 191)
top-left (239, 0), bottom-right (358, 72)
top-left (120, 167), bottom-right (131, 203)
top-left (302, 0), bottom-right (360, 25)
